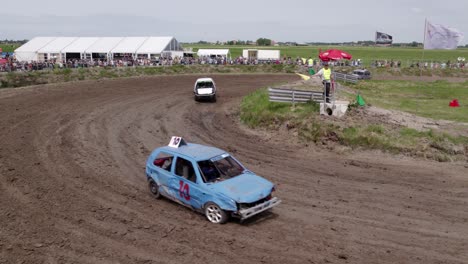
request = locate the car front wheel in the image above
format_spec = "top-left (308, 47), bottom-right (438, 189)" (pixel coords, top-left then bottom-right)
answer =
top-left (204, 202), bottom-right (228, 224)
top-left (148, 179), bottom-right (161, 199)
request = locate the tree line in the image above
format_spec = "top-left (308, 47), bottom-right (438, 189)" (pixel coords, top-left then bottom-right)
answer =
top-left (193, 39), bottom-right (468, 48)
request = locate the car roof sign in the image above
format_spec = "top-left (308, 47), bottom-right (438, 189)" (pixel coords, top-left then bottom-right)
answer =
top-left (168, 136), bottom-right (187, 148)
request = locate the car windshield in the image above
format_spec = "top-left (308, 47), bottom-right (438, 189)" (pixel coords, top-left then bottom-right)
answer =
top-left (198, 154), bottom-right (244, 183)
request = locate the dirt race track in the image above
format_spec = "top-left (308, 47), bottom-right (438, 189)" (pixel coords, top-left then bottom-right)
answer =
top-left (1, 74), bottom-right (467, 264)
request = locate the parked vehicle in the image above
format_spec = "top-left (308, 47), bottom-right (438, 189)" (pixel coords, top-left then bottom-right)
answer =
top-left (352, 69), bottom-right (371, 80)
top-left (194, 77), bottom-right (217, 102)
top-left (145, 137), bottom-right (281, 224)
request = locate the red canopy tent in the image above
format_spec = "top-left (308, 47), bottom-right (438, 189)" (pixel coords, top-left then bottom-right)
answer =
top-left (0, 58), bottom-right (8, 65)
top-left (319, 49), bottom-right (352, 61)
top-left (449, 99), bottom-right (460, 107)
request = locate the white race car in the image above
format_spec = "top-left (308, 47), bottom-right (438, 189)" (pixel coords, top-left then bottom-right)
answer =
top-left (194, 77), bottom-right (217, 102)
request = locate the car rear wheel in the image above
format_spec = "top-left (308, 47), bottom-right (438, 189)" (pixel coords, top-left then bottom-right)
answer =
top-left (148, 179), bottom-right (161, 199)
top-left (204, 202), bottom-right (228, 224)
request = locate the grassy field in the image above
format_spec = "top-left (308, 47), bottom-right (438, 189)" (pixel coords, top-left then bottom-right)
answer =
top-left (0, 44), bottom-right (20, 52)
top-left (351, 80), bottom-right (468, 122)
top-left (240, 88), bottom-right (468, 161)
top-left (187, 44), bottom-right (468, 66)
top-left (240, 88), bottom-right (320, 128)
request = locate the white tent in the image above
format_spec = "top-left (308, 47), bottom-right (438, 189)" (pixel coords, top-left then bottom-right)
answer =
top-left (14, 37), bottom-right (56, 62)
top-left (111, 37), bottom-right (147, 54)
top-left (14, 36), bottom-right (184, 62)
top-left (136, 37), bottom-right (182, 58)
top-left (197, 49), bottom-right (230, 57)
top-left (84, 37), bottom-right (124, 58)
top-left (37, 37), bottom-right (78, 61)
top-left (61, 37), bottom-right (99, 60)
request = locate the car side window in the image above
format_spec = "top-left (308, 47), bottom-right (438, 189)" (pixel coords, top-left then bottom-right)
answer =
top-left (175, 157), bottom-right (197, 183)
top-left (198, 160), bottom-right (221, 183)
top-left (153, 152), bottom-right (174, 172)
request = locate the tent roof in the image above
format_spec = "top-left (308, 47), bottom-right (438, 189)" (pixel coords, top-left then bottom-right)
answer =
top-left (111, 37), bottom-right (148, 53)
top-left (85, 37), bottom-right (124, 53)
top-left (38, 37), bottom-right (78, 53)
top-left (61, 37), bottom-right (99, 53)
top-left (15, 36), bottom-right (181, 55)
top-left (136, 37), bottom-right (174, 54)
top-left (197, 49), bottom-right (230, 56)
top-left (15, 37), bottom-right (56, 52)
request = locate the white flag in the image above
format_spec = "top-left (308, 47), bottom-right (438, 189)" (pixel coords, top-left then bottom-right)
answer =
top-left (424, 21), bottom-right (464, 50)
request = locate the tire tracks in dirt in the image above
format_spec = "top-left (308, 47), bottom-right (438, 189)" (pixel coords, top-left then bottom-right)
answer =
top-left (0, 75), bottom-right (467, 264)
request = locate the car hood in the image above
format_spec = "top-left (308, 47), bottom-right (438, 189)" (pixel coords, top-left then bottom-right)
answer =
top-left (210, 173), bottom-right (273, 203)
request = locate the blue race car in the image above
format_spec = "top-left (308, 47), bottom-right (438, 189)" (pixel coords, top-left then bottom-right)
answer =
top-left (145, 137), bottom-right (281, 224)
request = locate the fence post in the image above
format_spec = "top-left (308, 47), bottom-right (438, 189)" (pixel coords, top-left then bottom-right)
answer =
top-left (335, 82), bottom-right (339, 102)
top-left (292, 90), bottom-right (295, 106)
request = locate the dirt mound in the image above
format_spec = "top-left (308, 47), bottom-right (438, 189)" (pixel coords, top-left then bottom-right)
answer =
top-left (1, 75), bottom-right (467, 264)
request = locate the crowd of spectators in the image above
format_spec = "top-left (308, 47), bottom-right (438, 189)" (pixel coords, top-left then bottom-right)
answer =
top-left (409, 60), bottom-right (466, 69)
top-left (370, 59), bottom-right (466, 69)
top-left (371, 60), bottom-right (402, 68)
top-left (0, 55), bottom-right (465, 72)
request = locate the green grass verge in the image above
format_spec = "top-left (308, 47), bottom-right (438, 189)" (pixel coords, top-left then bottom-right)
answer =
top-left (240, 88), bottom-right (468, 161)
top-left (240, 88), bottom-right (320, 128)
top-left (354, 80), bottom-right (468, 122)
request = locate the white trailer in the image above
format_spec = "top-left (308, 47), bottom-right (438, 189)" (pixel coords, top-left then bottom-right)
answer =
top-left (242, 49), bottom-right (280, 61)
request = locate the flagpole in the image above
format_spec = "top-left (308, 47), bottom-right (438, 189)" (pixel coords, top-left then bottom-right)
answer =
top-left (418, 19), bottom-right (428, 116)
top-left (423, 18), bottom-right (427, 48)
top-left (420, 19), bottom-right (427, 77)
top-left (374, 31), bottom-right (377, 68)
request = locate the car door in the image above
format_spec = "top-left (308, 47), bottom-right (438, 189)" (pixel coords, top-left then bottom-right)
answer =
top-left (148, 151), bottom-right (176, 199)
top-left (212, 80), bottom-right (217, 93)
top-left (169, 156), bottom-right (205, 209)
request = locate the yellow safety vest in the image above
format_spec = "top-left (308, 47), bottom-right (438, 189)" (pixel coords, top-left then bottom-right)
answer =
top-left (323, 68), bottom-right (331, 81)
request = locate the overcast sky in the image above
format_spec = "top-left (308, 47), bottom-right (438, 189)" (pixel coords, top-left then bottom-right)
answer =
top-left (1, 0), bottom-right (466, 44)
